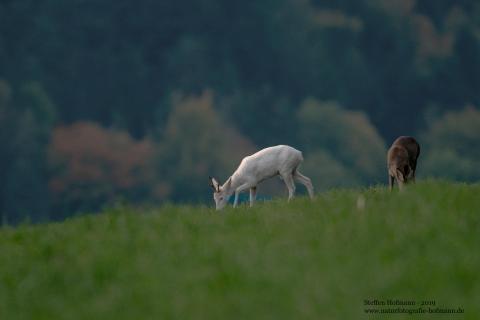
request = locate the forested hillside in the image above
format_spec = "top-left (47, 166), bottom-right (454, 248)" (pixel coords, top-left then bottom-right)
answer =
top-left (1, 0), bottom-right (479, 222)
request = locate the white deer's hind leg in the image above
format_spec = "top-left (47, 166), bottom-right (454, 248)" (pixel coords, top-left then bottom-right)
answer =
top-left (294, 171), bottom-right (314, 199)
top-left (282, 173), bottom-right (296, 201)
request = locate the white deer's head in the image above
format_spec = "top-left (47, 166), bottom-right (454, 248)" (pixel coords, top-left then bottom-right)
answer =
top-left (209, 176), bottom-right (232, 210)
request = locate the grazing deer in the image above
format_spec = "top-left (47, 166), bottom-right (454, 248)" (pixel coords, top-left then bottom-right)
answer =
top-left (209, 145), bottom-right (314, 210)
top-left (387, 136), bottom-right (420, 191)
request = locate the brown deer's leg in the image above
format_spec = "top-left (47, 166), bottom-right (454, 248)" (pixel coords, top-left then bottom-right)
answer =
top-left (389, 175), bottom-right (395, 191)
top-left (412, 160), bottom-right (417, 183)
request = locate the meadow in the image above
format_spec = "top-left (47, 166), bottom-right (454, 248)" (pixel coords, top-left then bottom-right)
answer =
top-left (0, 181), bottom-right (479, 320)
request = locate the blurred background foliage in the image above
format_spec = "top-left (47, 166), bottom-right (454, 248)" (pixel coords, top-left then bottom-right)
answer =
top-left (297, 98), bottom-right (386, 191)
top-left (421, 106), bottom-right (480, 182)
top-left (0, 0), bottom-right (479, 222)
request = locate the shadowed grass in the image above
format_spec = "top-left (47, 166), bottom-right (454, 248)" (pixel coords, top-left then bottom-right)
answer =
top-left (0, 181), bottom-right (479, 319)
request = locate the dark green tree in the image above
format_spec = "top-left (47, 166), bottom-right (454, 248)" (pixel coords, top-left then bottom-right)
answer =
top-left (421, 106), bottom-right (480, 181)
top-left (0, 81), bottom-right (56, 224)
top-left (297, 98), bottom-right (386, 189)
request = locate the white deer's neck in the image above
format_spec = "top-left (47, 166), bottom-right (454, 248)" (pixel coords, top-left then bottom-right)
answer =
top-left (223, 174), bottom-right (243, 195)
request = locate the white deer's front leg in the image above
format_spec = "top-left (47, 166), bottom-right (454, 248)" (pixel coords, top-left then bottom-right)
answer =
top-left (233, 192), bottom-right (239, 207)
top-left (233, 183), bottom-right (251, 208)
top-left (249, 187), bottom-right (257, 207)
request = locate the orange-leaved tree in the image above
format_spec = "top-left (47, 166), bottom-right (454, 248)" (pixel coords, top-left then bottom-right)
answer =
top-left (49, 122), bottom-right (154, 217)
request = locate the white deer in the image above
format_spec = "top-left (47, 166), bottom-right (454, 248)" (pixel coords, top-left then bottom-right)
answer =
top-left (209, 145), bottom-right (314, 210)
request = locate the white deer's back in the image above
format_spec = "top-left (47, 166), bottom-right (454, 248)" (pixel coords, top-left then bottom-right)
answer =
top-left (211, 144), bottom-right (313, 209)
top-left (234, 145), bottom-right (303, 181)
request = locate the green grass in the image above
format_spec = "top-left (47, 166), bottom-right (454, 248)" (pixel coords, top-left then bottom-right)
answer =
top-left (0, 181), bottom-right (479, 320)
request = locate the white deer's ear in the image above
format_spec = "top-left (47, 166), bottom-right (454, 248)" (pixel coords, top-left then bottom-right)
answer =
top-left (225, 177), bottom-right (232, 190)
top-left (209, 176), bottom-right (220, 192)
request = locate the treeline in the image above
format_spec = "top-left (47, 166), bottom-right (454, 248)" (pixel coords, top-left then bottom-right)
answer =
top-left (0, 0), bottom-right (479, 222)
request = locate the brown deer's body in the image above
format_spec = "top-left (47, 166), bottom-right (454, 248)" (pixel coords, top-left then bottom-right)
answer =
top-left (387, 136), bottom-right (420, 190)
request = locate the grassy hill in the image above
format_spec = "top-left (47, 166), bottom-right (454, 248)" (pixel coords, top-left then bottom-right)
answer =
top-left (0, 181), bottom-right (479, 319)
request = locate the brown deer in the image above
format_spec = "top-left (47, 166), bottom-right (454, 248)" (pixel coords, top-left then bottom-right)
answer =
top-left (387, 136), bottom-right (420, 191)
